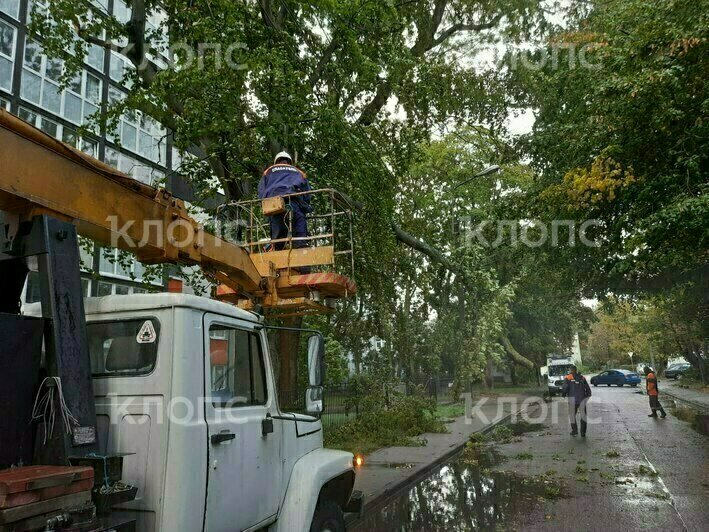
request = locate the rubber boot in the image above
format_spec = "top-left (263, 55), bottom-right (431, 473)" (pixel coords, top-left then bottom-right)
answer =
top-left (570, 424), bottom-right (578, 436)
top-left (580, 418), bottom-right (587, 437)
top-left (659, 406), bottom-right (667, 418)
top-left (648, 410), bottom-right (658, 418)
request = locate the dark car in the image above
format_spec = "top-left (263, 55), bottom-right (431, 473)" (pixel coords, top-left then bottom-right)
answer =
top-left (664, 363), bottom-right (691, 379)
top-left (590, 369), bottom-right (641, 387)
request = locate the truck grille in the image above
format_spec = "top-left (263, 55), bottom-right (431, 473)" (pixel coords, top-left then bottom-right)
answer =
top-left (554, 380), bottom-right (564, 387)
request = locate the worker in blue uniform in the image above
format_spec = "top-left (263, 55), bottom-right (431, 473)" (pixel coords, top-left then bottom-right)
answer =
top-left (258, 151), bottom-right (312, 251)
top-left (562, 365), bottom-right (592, 437)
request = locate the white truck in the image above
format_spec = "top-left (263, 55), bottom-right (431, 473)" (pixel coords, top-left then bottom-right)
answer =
top-left (27, 293), bottom-right (361, 532)
top-left (545, 355), bottom-right (575, 396)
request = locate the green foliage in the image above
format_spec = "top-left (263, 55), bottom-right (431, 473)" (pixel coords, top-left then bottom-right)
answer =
top-left (515, 0), bottom-right (708, 286)
top-left (587, 292), bottom-right (707, 380)
top-left (512, 0), bottom-right (709, 383)
top-left (324, 393), bottom-right (445, 455)
top-left (323, 336), bottom-right (348, 386)
top-left (637, 464), bottom-right (659, 477)
top-left (486, 425), bottom-right (514, 444)
top-left (544, 485), bottom-right (562, 499)
top-left (434, 402), bottom-right (466, 419)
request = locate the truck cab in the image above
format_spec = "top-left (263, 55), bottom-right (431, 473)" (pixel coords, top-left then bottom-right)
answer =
top-left (545, 357), bottom-right (575, 397)
top-left (27, 293), bottom-right (357, 531)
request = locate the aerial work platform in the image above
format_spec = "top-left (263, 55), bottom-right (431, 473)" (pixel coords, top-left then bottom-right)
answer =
top-left (0, 109), bottom-right (355, 315)
top-left (215, 188), bottom-right (357, 316)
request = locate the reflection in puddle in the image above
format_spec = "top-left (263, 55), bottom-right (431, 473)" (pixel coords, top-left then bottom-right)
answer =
top-left (353, 442), bottom-right (561, 531)
top-left (665, 399), bottom-right (709, 436)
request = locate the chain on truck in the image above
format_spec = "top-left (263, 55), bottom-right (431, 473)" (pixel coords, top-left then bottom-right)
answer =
top-left (0, 109), bottom-right (364, 532)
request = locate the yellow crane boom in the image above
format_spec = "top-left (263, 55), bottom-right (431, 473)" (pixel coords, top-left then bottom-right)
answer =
top-left (0, 109), bottom-right (354, 313)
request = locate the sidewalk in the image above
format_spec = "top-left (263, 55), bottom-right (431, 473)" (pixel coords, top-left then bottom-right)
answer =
top-left (350, 393), bottom-right (541, 516)
top-left (662, 380), bottom-right (709, 411)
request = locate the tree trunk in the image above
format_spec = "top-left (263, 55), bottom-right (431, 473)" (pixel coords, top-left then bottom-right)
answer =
top-left (485, 359), bottom-right (494, 389)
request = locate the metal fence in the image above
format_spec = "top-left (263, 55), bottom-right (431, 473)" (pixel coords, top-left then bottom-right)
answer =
top-left (278, 377), bottom-right (457, 431)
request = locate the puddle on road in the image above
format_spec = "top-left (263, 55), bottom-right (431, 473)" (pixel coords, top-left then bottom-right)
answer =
top-left (352, 435), bottom-right (562, 531)
top-left (665, 399), bottom-right (709, 436)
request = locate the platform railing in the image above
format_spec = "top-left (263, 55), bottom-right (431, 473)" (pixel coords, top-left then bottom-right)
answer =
top-left (217, 188), bottom-right (355, 276)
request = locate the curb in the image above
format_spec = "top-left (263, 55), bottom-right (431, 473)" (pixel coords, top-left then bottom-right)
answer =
top-left (661, 388), bottom-right (709, 413)
top-left (345, 401), bottom-right (540, 526)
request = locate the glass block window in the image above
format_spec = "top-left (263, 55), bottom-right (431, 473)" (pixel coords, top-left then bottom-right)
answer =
top-left (0, 0), bottom-right (20, 20)
top-left (109, 51), bottom-right (130, 83)
top-left (21, 40), bottom-right (103, 127)
top-left (90, 0), bottom-right (108, 13)
top-left (105, 146), bottom-right (164, 185)
top-left (106, 88), bottom-right (166, 165)
top-left (96, 280), bottom-right (146, 296)
top-left (0, 19), bottom-right (16, 93)
top-left (18, 106), bottom-right (98, 157)
top-left (98, 247), bottom-right (160, 286)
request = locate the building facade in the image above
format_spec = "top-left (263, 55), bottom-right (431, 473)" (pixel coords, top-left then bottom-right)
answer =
top-left (0, 0), bottom-right (179, 300)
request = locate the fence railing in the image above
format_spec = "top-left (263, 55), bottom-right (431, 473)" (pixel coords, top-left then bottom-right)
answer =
top-left (278, 377), bottom-right (457, 431)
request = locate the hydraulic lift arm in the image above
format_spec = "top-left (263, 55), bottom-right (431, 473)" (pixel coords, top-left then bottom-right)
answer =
top-left (0, 109), bottom-right (264, 297)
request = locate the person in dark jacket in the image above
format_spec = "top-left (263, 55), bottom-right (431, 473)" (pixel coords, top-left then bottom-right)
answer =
top-left (644, 366), bottom-right (667, 418)
top-left (258, 151), bottom-right (312, 250)
top-left (562, 365), bottom-right (592, 437)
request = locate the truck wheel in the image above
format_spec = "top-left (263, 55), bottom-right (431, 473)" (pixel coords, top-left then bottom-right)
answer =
top-left (310, 499), bottom-right (345, 532)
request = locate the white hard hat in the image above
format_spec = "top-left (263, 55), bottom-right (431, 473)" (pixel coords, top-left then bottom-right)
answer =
top-left (274, 151), bottom-right (292, 164)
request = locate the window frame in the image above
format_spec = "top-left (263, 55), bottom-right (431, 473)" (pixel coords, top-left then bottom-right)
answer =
top-left (0, 18), bottom-right (16, 93)
top-left (208, 323), bottom-right (268, 409)
top-left (87, 316), bottom-right (161, 378)
top-left (0, 0), bottom-right (21, 20)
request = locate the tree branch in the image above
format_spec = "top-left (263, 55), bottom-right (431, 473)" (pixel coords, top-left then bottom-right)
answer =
top-left (356, 4), bottom-right (503, 126)
top-left (73, 27), bottom-right (123, 53)
top-left (500, 335), bottom-right (535, 369)
top-left (432, 15), bottom-right (503, 47)
top-left (357, 80), bottom-right (392, 126)
top-left (309, 37), bottom-right (339, 89)
top-left (391, 222), bottom-right (459, 274)
top-left (259, 0), bottom-right (283, 30)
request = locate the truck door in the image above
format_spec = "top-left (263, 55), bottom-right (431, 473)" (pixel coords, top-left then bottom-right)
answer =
top-left (203, 314), bottom-right (282, 531)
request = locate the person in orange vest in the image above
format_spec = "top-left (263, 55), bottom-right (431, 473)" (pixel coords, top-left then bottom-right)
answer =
top-left (644, 366), bottom-right (667, 418)
top-left (562, 365), bottom-right (592, 437)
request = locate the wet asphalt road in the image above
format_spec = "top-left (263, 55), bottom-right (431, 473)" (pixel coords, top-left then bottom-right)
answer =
top-left (352, 384), bottom-right (709, 531)
top-left (496, 384), bottom-right (709, 531)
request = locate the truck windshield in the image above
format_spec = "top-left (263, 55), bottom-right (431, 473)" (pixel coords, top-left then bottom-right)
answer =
top-left (549, 365), bottom-right (573, 377)
top-left (88, 319), bottom-right (160, 376)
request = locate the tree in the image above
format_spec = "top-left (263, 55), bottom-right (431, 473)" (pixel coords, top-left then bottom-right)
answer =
top-left (586, 299), bottom-right (651, 368)
top-left (35, 1), bottom-right (555, 390)
top-left (379, 127), bottom-right (593, 390)
top-left (513, 0), bottom-right (708, 290)
top-left (510, 0), bottom-right (708, 379)
top-left (38, 1), bottom-right (618, 394)
top-left (36, 0), bottom-right (545, 202)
